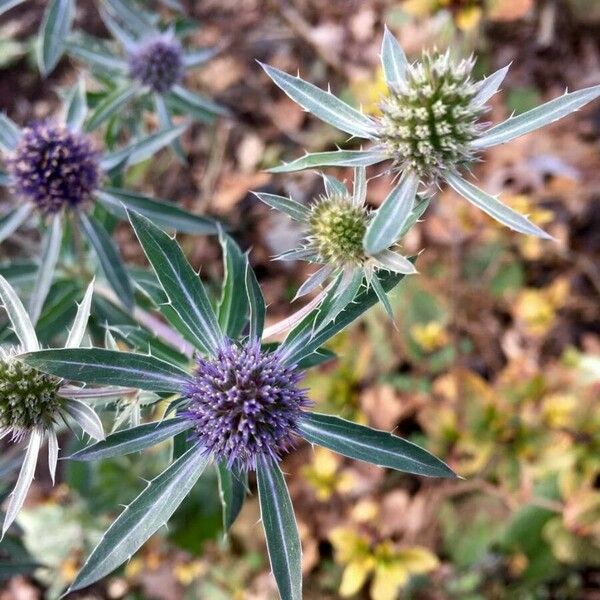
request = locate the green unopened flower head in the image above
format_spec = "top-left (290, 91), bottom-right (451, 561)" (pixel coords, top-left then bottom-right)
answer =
top-left (308, 193), bottom-right (370, 267)
top-left (379, 51), bottom-right (484, 180)
top-left (0, 357), bottom-right (61, 434)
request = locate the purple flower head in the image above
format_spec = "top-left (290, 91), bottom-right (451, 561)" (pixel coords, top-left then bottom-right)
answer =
top-left (128, 36), bottom-right (185, 93)
top-left (8, 120), bottom-right (100, 215)
top-left (182, 338), bottom-right (311, 471)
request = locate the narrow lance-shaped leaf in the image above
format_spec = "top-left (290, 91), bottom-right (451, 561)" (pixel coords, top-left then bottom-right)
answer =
top-left (2, 429), bottom-right (43, 537)
top-left (298, 412), bottom-right (457, 478)
top-left (352, 166), bottom-right (367, 207)
top-left (67, 418), bottom-right (194, 461)
top-left (65, 278), bottom-right (95, 348)
top-left (0, 113), bottom-right (21, 152)
top-left (256, 458), bottom-right (302, 600)
top-left (101, 0), bottom-right (155, 36)
top-left (96, 187), bottom-right (219, 235)
top-left (28, 215), bottom-right (62, 324)
top-left (261, 63), bottom-right (378, 139)
top-left (269, 149), bottom-right (387, 174)
top-left (445, 172), bottom-right (552, 239)
top-left (245, 260), bottom-right (265, 340)
top-left (155, 94), bottom-right (186, 163)
top-left (22, 348), bottom-right (192, 393)
top-left (101, 124), bottom-right (188, 171)
top-left (473, 84), bottom-right (600, 149)
top-left (322, 173), bottom-right (347, 197)
top-left (37, 0), bottom-right (73, 75)
top-left (0, 275), bottom-right (39, 352)
top-left (364, 171), bottom-right (419, 255)
top-left (67, 445), bottom-right (210, 593)
top-left (84, 86), bottom-right (138, 132)
top-left (0, 205), bottom-right (32, 245)
top-left (217, 462), bottom-right (247, 533)
top-left (381, 25), bottom-right (408, 90)
top-left (128, 210), bottom-right (223, 355)
top-left (282, 270), bottom-right (407, 365)
top-left (472, 64), bottom-right (510, 108)
top-left (79, 212), bottom-right (134, 309)
top-left (64, 78), bottom-right (88, 131)
top-left (65, 39), bottom-right (128, 73)
top-left (183, 47), bottom-right (219, 68)
top-left (168, 85), bottom-right (230, 122)
top-left (217, 230), bottom-right (249, 338)
top-left (252, 192), bottom-right (309, 222)
top-left (64, 398), bottom-right (105, 441)
top-left (370, 274), bottom-right (394, 319)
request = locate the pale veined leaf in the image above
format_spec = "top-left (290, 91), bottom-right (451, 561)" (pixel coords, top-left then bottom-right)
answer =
top-left (261, 63), bottom-right (378, 139)
top-left (445, 172), bottom-right (553, 239)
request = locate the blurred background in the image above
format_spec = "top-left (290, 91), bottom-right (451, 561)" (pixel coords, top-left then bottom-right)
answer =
top-left (1, 0), bottom-right (600, 598)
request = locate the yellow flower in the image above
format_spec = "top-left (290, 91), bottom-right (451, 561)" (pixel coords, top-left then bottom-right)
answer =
top-left (302, 447), bottom-right (355, 501)
top-left (330, 527), bottom-right (438, 599)
top-left (410, 320), bottom-right (449, 353)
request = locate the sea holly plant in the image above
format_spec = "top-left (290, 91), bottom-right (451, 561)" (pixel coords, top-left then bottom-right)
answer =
top-left (22, 211), bottom-right (456, 597)
top-left (66, 0), bottom-right (228, 143)
top-left (255, 167), bottom-right (427, 322)
top-left (0, 276), bottom-right (105, 537)
top-left (261, 26), bottom-right (600, 253)
top-left (0, 80), bottom-right (219, 312)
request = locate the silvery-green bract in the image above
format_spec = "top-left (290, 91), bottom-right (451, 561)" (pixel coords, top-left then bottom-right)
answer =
top-left (22, 211), bottom-right (456, 599)
top-left (0, 277), bottom-right (104, 537)
top-left (261, 26), bottom-right (600, 254)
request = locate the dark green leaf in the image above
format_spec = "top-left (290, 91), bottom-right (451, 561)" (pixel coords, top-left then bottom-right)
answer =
top-left (68, 418), bottom-right (193, 461)
top-left (299, 412), bottom-right (457, 478)
top-left (84, 86), bottom-right (138, 132)
top-left (128, 210), bottom-right (223, 355)
top-left (68, 445), bottom-right (209, 593)
top-left (217, 230), bottom-right (249, 338)
top-left (217, 462), bottom-right (247, 532)
top-left (37, 0), bottom-right (73, 75)
top-left (256, 458), bottom-right (302, 600)
top-left (22, 348), bottom-right (192, 392)
top-left (79, 212), bottom-right (134, 309)
top-left (96, 187), bottom-right (220, 235)
top-left (245, 261), bottom-right (265, 340)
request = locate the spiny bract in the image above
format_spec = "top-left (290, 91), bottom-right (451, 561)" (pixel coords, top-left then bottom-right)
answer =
top-left (0, 357), bottom-right (61, 435)
top-left (128, 36), bottom-right (185, 93)
top-left (182, 338), bottom-right (311, 470)
top-left (8, 120), bottom-right (100, 214)
top-left (379, 51), bottom-right (483, 179)
top-left (308, 194), bottom-right (370, 267)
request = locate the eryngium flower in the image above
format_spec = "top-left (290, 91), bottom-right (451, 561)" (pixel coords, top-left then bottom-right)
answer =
top-left (183, 338), bottom-right (310, 470)
top-left (261, 26), bottom-right (600, 243)
top-left (0, 358), bottom-right (61, 438)
top-left (309, 193), bottom-right (369, 267)
top-left (128, 36), bottom-right (185, 93)
top-left (8, 120), bottom-right (100, 214)
top-left (0, 277), bottom-right (104, 537)
top-left (380, 51), bottom-right (484, 179)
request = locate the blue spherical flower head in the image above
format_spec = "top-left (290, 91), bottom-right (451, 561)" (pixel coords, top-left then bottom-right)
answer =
top-left (183, 338), bottom-right (311, 471)
top-left (128, 35), bottom-right (185, 93)
top-left (8, 120), bottom-right (100, 215)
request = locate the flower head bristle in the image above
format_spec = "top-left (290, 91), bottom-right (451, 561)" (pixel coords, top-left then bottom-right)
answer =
top-left (379, 51), bottom-right (483, 180)
top-left (308, 194), bottom-right (370, 267)
top-left (8, 121), bottom-right (100, 215)
top-left (183, 339), bottom-right (311, 471)
top-left (128, 36), bottom-right (185, 93)
top-left (0, 357), bottom-right (61, 436)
